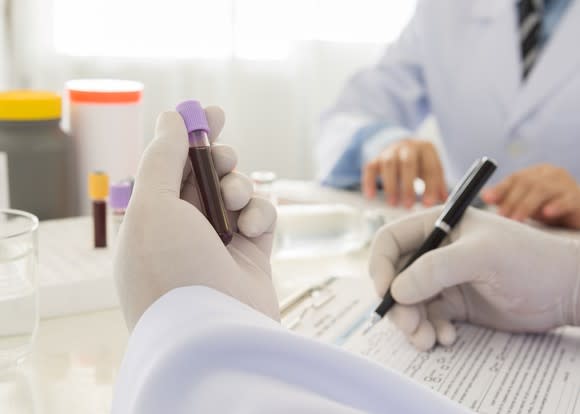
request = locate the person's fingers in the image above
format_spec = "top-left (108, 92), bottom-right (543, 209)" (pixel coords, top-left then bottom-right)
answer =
top-left (398, 146), bottom-right (419, 208)
top-left (204, 106), bottom-right (225, 143)
top-left (390, 303), bottom-right (435, 350)
top-left (480, 189), bottom-right (495, 204)
top-left (409, 314), bottom-right (437, 351)
top-left (221, 172), bottom-right (254, 211)
top-left (497, 180), bottom-right (530, 217)
top-left (371, 265), bottom-right (394, 298)
top-left (211, 144), bottom-right (237, 178)
top-left (511, 187), bottom-right (556, 222)
top-left (369, 208), bottom-right (441, 296)
top-left (362, 161), bottom-right (380, 199)
top-left (390, 240), bottom-right (475, 305)
top-left (419, 145), bottom-right (445, 206)
top-left (380, 152), bottom-right (399, 206)
top-left (427, 299), bottom-right (459, 346)
top-left (542, 194), bottom-right (580, 230)
top-left (388, 304), bottom-right (422, 336)
top-left (439, 185), bottom-right (448, 201)
top-left (238, 197), bottom-right (277, 255)
top-left (134, 111), bottom-right (188, 198)
top-left (543, 194), bottom-right (578, 218)
top-left (238, 196), bottom-right (277, 237)
top-left (431, 318), bottom-right (456, 347)
top-left (481, 176), bottom-right (512, 205)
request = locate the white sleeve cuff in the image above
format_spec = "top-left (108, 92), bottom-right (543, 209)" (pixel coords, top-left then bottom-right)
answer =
top-left (112, 286), bottom-right (469, 414)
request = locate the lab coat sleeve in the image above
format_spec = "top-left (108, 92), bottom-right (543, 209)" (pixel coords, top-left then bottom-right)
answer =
top-left (112, 286), bottom-right (470, 414)
top-left (316, 0), bottom-right (430, 187)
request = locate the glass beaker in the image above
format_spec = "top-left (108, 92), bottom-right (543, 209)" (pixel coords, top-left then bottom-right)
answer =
top-left (0, 209), bottom-right (39, 369)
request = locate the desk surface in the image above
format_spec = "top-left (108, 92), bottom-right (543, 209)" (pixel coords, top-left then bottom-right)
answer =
top-left (1, 309), bottom-right (127, 414)
top-left (1, 180), bottom-right (390, 414)
top-left (3, 180), bottom-right (578, 413)
top-left (3, 256), bottom-right (372, 414)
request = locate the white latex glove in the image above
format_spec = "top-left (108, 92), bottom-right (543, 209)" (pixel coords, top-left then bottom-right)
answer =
top-left (114, 108), bottom-right (280, 331)
top-left (369, 207), bottom-right (580, 351)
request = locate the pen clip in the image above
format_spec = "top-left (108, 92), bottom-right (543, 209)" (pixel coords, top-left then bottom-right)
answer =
top-left (280, 277), bottom-right (336, 312)
top-left (281, 278), bottom-right (338, 329)
top-left (438, 157), bottom-right (485, 220)
top-left (446, 158), bottom-right (484, 204)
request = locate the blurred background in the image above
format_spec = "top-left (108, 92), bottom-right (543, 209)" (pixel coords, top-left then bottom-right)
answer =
top-left (0, 0), bottom-right (416, 190)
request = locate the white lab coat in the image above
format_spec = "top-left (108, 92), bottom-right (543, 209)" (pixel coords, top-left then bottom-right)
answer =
top-left (317, 0), bottom-right (580, 186)
top-left (112, 286), bottom-right (469, 413)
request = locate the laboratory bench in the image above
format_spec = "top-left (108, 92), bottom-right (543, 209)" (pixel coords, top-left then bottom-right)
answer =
top-left (3, 180), bottom-right (578, 413)
top-left (0, 180), bottom-right (405, 414)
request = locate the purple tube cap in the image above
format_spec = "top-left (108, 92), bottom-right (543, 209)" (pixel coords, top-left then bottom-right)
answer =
top-left (176, 100), bottom-right (210, 135)
top-left (110, 181), bottom-right (133, 209)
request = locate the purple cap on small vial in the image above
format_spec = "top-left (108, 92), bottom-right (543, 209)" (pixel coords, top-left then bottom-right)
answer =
top-left (176, 100), bottom-right (210, 135)
top-left (110, 180), bottom-right (133, 210)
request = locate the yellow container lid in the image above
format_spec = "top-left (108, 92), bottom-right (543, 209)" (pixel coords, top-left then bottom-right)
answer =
top-left (88, 171), bottom-right (110, 199)
top-left (0, 90), bottom-right (62, 121)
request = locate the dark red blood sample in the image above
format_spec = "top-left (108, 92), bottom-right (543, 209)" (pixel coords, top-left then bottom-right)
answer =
top-left (189, 146), bottom-right (233, 245)
top-left (93, 200), bottom-right (107, 248)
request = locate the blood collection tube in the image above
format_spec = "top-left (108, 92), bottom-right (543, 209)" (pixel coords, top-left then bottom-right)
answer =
top-left (88, 171), bottom-right (109, 248)
top-left (110, 179), bottom-right (133, 237)
top-left (176, 100), bottom-right (233, 245)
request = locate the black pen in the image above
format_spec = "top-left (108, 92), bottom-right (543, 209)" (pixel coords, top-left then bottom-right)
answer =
top-left (367, 157), bottom-right (497, 328)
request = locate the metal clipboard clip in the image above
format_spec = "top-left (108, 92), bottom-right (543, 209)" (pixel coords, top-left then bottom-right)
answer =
top-left (280, 277), bottom-right (338, 330)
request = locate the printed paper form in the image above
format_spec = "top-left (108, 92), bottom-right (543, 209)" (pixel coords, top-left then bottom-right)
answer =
top-left (285, 277), bottom-right (580, 413)
top-left (344, 319), bottom-right (580, 413)
top-left (281, 277), bottom-right (378, 343)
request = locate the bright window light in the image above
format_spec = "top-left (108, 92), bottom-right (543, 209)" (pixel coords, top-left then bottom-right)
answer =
top-left (233, 0), bottom-right (293, 60)
top-left (53, 0), bottom-right (416, 60)
top-left (53, 0), bottom-right (233, 58)
top-left (231, 0), bottom-right (416, 59)
top-left (304, 0), bottom-right (417, 43)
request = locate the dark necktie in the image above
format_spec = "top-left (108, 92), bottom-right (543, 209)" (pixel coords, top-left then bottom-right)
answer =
top-left (518, 0), bottom-right (544, 79)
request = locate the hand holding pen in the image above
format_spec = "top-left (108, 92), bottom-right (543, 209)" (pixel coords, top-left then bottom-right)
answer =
top-left (366, 164), bottom-right (580, 352)
top-left (367, 157), bottom-right (497, 332)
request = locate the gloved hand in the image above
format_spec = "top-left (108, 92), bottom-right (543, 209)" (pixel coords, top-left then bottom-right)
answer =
top-left (114, 108), bottom-right (280, 331)
top-left (369, 207), bottom-right (580, 351)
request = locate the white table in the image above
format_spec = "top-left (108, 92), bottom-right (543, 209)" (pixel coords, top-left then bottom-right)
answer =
top-left (2, 258), bottom-right (375, 414)
top-left (1, 309), bottom-right (127, 414)
top-left (1, 180), bottom-right (396, 414)
top-left (5, 179), bottom-right (577, 413)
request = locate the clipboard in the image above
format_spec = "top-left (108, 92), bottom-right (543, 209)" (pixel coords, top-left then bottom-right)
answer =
top-left (280, 277), bottom-right (378, 345)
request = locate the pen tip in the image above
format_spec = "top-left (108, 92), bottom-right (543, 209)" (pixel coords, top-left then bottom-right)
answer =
top-left (362, 313), bottom-right (381, 335)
